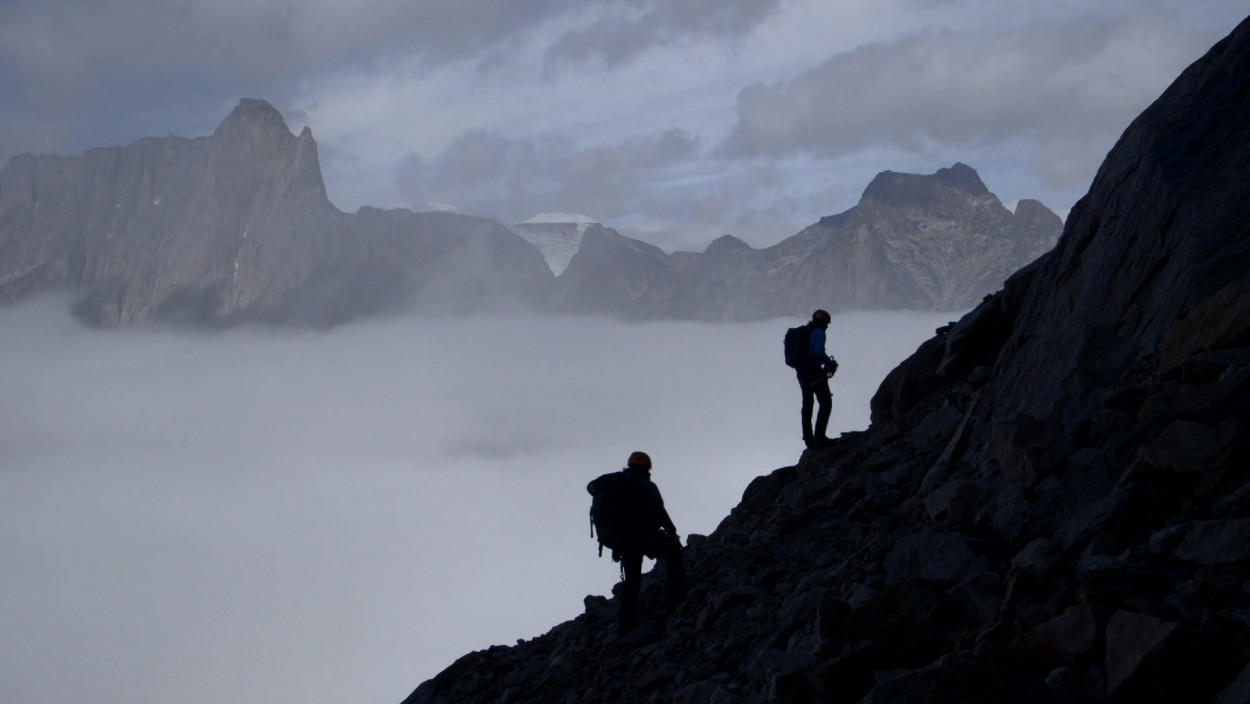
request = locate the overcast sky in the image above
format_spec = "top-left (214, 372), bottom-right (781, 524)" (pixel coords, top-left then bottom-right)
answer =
top-left (0, 2), bottom-right (1244, 249)
top-left (0, 296), bottom-right (951, 703)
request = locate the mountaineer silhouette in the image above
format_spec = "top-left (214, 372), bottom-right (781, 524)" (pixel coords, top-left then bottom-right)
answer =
top-left (587, 451), bottom-right (686, 635)
top-left (784, 309), bottom-right (839, 448)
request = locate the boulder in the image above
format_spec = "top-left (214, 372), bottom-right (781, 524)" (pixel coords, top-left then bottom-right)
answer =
top-left (1104, 610), bottom-right (1180, 695)
top-left (1175, 520), bottom-right (1250, 565)
top-left (1015, 604), bottom-right (1100, 661)
top-left (1138, 420), bottom-right (1221, 473)
top-left (883, 530), bottom-right (984, 586)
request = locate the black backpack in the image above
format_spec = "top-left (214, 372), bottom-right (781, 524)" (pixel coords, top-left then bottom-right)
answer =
top-left (784, 324), bottom-right (812, 368)
top-left (588, 471), bottom-right (648, 558)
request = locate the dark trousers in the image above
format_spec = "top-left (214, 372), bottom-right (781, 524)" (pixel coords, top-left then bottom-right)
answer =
top-left (618, 532), bottom-right (685, 633)
top-left (799, 370), bottom-right (832, 442)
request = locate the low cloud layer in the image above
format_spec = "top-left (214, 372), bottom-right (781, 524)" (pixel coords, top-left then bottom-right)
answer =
top-left (0, 297), bottom-right (951, 704)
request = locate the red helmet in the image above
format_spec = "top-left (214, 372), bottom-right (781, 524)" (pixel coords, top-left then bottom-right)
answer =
top-left (626, 451), bottom-right (652, 469)
top-left (812, 309), bottom-right (831, 324)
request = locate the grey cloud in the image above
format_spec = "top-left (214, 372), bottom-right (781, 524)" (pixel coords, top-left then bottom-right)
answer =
top-left (0, 0), bottom-right (580, 86)
top-left (1031, 133), bottom-right (1124, 188)
top-left (433, 131), bottom-right (525, 191)
top-left (399, 130), bottom-right (814, 250)
top-left (401, 128), bottom-right (702, 223)
top-left (396, 153), bottom-right (428, 200)
top-left (0, 0), bottom-right (582, 158)
top-left (1, 0), bottom-right (777, 100)
top-left (621, 165), bottom-right (798, 250)
top-left (555, 129), bottom-right (703, 209)
top-left (720, 14), bottom-right (1222, 185)
top-left (544, 0), bottom-right (782, 69)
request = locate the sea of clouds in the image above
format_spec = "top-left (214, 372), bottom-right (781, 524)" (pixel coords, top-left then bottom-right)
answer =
top-left (0, 296), bottom-right (956, 704)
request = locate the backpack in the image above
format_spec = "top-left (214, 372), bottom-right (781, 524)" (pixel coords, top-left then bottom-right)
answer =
top-left (784, 324), bottom-right (812, 368)
top-left (588, 471), bottom-right (648, 558)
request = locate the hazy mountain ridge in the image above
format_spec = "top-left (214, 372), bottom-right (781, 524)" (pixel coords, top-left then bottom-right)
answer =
top-left (0, 99), bottom-right (552, 326)
top-left (548, 164), bottom-right (1062, 321)
top-left (0, 101), bottom-right (1058, 326)
top-left (402, 16), bottom-right (1250, 704)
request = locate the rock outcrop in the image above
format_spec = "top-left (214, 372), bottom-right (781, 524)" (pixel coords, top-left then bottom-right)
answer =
top-left (549, 164), bottom-right (1062, 320)
top-left (401, 14), bottom-right (1250, 704)
top-left (0, 99), bottom-right (552, 326)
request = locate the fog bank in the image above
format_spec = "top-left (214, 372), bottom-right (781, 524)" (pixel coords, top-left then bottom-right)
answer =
top-left (0, 297), bottom-right (955, 704)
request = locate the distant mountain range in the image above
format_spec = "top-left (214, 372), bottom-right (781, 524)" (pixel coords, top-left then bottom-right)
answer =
top-left (546, 164), bottom-right (1060, 320)
top-left (0, 99), bottom-right (549, 327)
top-left (0, 99), bottom-right (1061, 327)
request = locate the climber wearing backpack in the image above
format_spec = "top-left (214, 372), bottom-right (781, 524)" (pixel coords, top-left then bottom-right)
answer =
top-left (587, 451), bottom-right (685, 634)
top-left (785, 309), bottom-right (838, 449)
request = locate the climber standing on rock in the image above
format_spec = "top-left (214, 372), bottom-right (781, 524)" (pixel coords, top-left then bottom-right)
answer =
top-left (785, 309), bottom-right (838, 449)
top-left (588, 451), bottom-right (686, 635)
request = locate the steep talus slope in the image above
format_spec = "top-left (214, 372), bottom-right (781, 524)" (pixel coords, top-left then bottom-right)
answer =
top-left (402, 15), bottom-right (1250, 704)
top-left (0, 99), bottom-right (552, 326)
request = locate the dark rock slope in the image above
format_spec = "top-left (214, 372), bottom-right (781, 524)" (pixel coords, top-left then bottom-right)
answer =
top-left (402, 15), bottom-right (1250, 704)
top-left (0, 99), bottom-right (552, 326)
top-left (550, 164), bottom-right (1061, 321)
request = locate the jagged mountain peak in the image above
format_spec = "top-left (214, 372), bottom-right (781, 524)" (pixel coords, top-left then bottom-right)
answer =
top-left (549, 166), bottom-right (1061, 319)
top-left (1013, 198), bottom-right (1050, 216)
top-left (933, 161), bottom-right (987, 192)
top-left (0, 99), bottom-right (552, 326)
top-left (1012, 198), bottom-right (1064, 228)
top-left (704, 234), bottom-right (752, 255)
top-left (212, 98), bottom-right (296, 142)
top-left (862, 162), bottom-right (991, 207)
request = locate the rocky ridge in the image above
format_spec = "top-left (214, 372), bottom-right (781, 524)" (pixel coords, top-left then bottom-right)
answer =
top-left (549, 164), bottom-right (1061, 321)
top-left (0, 99), bottom-right (552, 326)
top-left (401, 15), bottom-right (1250, 704)
top-left (0, 100), bottom-right (1058, 327)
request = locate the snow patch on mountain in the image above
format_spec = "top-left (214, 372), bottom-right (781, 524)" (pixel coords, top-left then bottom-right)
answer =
top-left (412, 202), bottom-right (480, 216)
top-left (513, 214), bottom-right (601, 276)
top-left (521, 212), bottom-right (598, 226)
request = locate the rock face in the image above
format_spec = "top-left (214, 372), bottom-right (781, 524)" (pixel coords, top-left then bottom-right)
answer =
top-left (402, 15), bottom-right (1250, 704)
top-left (0, 99), bottom-right (552, 326)
top-left (549, 164), bottom-right (1061, 320)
